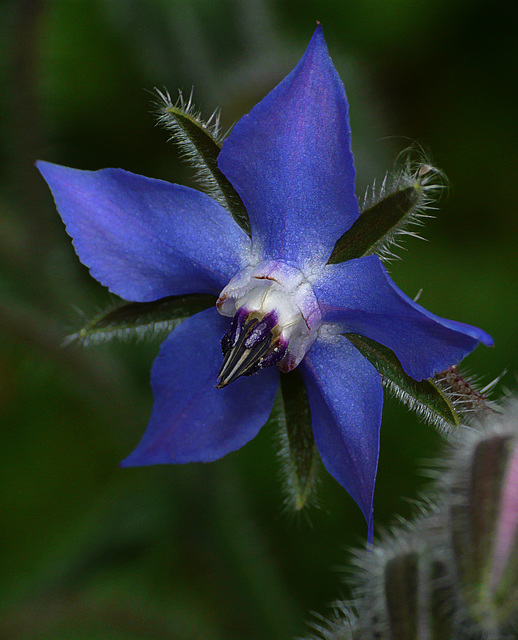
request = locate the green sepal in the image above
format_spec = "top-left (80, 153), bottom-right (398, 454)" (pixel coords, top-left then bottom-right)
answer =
top-left (279, 369), bottom-right (319, 510)
top-left (327, 185), bottom-right (418, 264)
top-left (70, 293), bottom-right (217, 344)
top-left (345, 333), bottom-right (460, 429)
top-left (158, 94), bottom-right (251, 236)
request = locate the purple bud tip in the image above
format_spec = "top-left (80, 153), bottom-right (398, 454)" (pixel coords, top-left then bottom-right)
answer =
top-left (491, 442), bottom-right (518, 589)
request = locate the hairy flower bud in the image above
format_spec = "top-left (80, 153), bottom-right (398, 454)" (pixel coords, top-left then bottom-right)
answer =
top-left (445, 402), bottom-right (518, 636)
top-left (306, 401), bottom-right (518, 640)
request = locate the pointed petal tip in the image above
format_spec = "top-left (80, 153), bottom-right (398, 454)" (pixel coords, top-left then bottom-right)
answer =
top-left (36, 158), bottom-right (68, 178)
top-left (119, 456), bottom-right (132, 469)
top-left (119, 453), bottom-right (141, 469)
top-left (479, 329), bottom-right (494, 347)
top-left (367, 513), bottom-right (375, 545)
top-left (307, 21), bottom-right (329, 55)
top-left (36, 160), bottom-right (88, 194)
top-left (35, 158), bottom-right (56, 180)
top-left (119, 447), bottom-right (163, 468)
top-left (359, 490), bottom-right (376, 545)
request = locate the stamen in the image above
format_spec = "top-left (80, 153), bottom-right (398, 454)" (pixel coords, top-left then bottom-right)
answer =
top-left (221, 307), bottom-right (247, 355)
top-left (217, 312), bottom-right (285, 388)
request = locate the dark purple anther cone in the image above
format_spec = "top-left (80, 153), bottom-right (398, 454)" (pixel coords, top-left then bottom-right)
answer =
top-left (244, 312), bottom-right (278, 349)
top-left (217, 311), bottom-right (283, 388)
top-left (257, 340), bottom-right (288, 369)
top-left (221, 307), bottom-right (248, 355)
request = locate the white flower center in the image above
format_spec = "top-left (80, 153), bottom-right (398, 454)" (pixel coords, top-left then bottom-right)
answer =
top-left (216, 260), bottom-right (321, 381)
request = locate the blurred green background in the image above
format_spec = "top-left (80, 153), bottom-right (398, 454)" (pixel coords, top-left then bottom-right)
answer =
top-left (1, 0), bottom-right (517, 638)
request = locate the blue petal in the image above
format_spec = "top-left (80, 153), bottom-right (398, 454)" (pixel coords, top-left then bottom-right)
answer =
top-left (121, 308), bottom-right (279, 466)
top-left (37, 161), bottom-right (251, 301)
top-left (314, 255), bottom-right (493, 380)
top-left (218, 25), bottom-right (359, 270)
top-left (300, 335), bottom-right (383, 541)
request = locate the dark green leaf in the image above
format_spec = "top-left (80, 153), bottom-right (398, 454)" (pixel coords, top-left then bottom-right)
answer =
top-left (327, 186), bottom-right (418, 264)
top-left (70, 293), bottom-right (217, 344)
top-left (345, 334), bottom-right (460, 429)
top-left (279, 369), bottom-right (319, 510)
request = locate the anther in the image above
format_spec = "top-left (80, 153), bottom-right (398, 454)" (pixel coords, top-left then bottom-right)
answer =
top-left (217, 311), bottom-right (285, 388)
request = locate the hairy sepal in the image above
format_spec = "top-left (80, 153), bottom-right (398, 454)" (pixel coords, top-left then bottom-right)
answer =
top-left (433, 366), bottom-right (501, 422)
top-left (154, 89), bottom-right (251, 236)
top-left (345, 334), bottom-right (460, 431)
top-left (328, 157), bottom-right (444, 265)
top-left (68, 293), bottom-right (217, 345)
top-left (305, 402), bottom-right (518, 640)
top-left (278, 369), bottom-right (320, 511)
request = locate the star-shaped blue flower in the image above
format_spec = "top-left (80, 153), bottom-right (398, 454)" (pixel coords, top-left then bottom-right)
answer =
top-left (37, 26), bottom-right (492, 538)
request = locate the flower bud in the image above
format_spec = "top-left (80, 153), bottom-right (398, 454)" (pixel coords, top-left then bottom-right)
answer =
top-left (350, 517), bottom-right (455, 640)
top-left (445, 402), bottom-right (518, 636)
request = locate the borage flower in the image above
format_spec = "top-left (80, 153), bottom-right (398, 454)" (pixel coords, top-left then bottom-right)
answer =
top-left (37, 26), bottom-right (492, 539)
